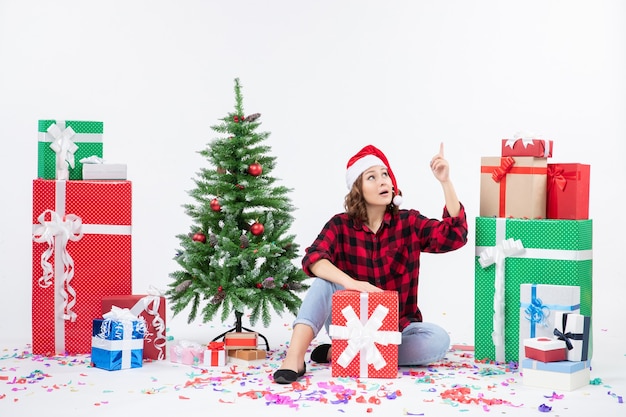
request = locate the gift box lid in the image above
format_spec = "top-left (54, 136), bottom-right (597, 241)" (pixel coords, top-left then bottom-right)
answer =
top-left (521, 358), bottom-right (591, 373)
top-left (524, 337), bottom-right (567, 351)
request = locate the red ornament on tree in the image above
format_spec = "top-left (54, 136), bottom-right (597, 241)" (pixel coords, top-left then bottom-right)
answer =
top-left (210, 198), bottom-right (221, 212)
top-left (248, 161), bottom-right (262, 177)
top-left (192, 232), bottom-right (206, 243)
top-left (233, 115), bottom-right (241, 123)
top-left (256, 283), bottom-right (263, 288)
top-left (250, 221), bottom-right (264, 236)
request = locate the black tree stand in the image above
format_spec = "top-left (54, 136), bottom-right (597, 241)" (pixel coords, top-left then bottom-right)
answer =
top-left (211, 311), bottom-right (270, 350)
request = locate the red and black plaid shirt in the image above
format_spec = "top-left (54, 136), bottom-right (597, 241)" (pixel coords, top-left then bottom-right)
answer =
top-left (302, 204), bottom-right (468, 330)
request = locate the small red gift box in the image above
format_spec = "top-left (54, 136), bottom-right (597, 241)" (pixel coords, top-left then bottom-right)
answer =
top-left (501, 138), bottom-right (553, 158)
top-left (224, 332), bottom-right (258, 350)
top-left (204, 341), bottom-right (227, 366)
top-left (32, 179), bottom-right (132, 355)
top-left (101, 294), bottom-right (167, 360)
top-left (523, 337), bottom-right (567, 362)
top-left (480, 156), bottom-right (547, 219)
top-left (547, 163), bottom-right (590, 220)
top-left (329, 290), bottom-right (402, 378)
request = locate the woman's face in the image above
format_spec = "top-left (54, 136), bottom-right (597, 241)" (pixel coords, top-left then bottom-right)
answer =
top-left (360, 165), bottom-right (393, 207)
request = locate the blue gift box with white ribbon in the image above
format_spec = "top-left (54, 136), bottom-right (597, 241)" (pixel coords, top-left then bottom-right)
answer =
top-left (91, 313), bottom-right (145, 371)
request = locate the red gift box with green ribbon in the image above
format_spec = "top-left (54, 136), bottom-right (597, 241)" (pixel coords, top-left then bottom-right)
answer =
top-left (329, 290), bottom-right (402, 378)
top-left (547, 163), bottom-right (591, 220)
top-left (32, 179), bottom-right (132, 355)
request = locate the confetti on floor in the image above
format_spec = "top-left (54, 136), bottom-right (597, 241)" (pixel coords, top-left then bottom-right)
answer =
top-left (1, 336), bottom-right (624, 416)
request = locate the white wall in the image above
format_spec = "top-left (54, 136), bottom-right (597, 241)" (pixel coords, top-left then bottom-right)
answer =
top-left (1, 1), bottom-right (624, 346)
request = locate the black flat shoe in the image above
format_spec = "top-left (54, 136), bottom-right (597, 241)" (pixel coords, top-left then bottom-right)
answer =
top-left (273, 362), bottom-right (306, 384)
top-left (310, 343), bottom-right (332, 364)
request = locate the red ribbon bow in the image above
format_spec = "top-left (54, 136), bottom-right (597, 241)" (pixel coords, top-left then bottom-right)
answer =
top-left (491, 156), bottom-right (515, 183)
top-left (547, 166), bottom-right (568, 191)
top-left (208, 341), bottom-right (225, 350)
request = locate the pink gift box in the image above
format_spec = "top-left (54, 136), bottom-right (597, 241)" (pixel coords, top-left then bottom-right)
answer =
top-left (170, 341), bottom-right (204, 366)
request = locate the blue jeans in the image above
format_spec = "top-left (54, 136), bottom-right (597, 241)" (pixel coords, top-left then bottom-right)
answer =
top-left (294, 277), bottom-right (450, 366)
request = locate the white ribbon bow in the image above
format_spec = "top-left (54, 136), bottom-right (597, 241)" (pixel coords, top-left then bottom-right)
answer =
top-left (329, 304), bottom-right (402, 371)
top-left (104, 306), bottom-right (138, 321)
top-left (47, 122), bottom-right (78, 179)
top-left (478, 238), bottom-right (525, 363)
top-left (32, 209), bottom-right (83, 321)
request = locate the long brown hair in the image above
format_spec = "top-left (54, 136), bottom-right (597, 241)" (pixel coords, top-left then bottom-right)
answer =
top-left (344, 175), bottom-right (400, 223)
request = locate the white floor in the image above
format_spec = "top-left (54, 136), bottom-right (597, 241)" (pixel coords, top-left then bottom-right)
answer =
top-left (1, 321), bottom-right (624, 417)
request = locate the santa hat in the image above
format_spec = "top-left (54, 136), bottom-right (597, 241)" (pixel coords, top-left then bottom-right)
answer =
top-left (345, 145), bottom-right (403, 206)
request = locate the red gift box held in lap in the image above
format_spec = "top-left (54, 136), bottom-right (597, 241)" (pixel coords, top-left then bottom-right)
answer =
top-left (32, 179), bottom-right (132, 355)
top-left (329, 290), bottom-right (402, 378)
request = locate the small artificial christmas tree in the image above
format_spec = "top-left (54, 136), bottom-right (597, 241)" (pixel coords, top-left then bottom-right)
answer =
top-left (167, 78), bottom-right (309, 340)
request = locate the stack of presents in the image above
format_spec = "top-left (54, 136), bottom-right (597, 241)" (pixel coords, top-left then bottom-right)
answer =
top-left (475, 135), bottom-right (592, 391)
top-left (169, 332), bottom-right (267, 367)
top-left (313, 135), bottom-right (593, 384)
top-left (31, 119), bottom-right (264, 371)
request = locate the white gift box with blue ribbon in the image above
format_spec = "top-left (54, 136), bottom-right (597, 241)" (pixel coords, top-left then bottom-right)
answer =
top-left (519, 284), bottom-right (580, 362)
top-left (91, 307), bottom-right (146, 371)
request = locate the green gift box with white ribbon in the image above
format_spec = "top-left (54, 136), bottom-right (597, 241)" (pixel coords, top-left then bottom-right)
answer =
top-left (37, 120), bottom-right (104, 180)
top-left (474, 217), bottom-right (592, 363)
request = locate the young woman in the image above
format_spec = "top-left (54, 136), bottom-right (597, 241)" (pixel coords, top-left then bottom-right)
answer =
top-left (273, 143), bottom-right (468, 384)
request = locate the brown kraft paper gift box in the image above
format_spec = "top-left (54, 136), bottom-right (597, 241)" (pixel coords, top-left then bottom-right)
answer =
top-left (480, 156), bottom-right (547, 219)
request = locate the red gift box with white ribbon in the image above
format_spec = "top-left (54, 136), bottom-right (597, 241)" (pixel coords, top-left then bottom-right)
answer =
top-left (32, 179), bottom-right (132, 355)
top-left (501, 137), bottom-right (553, 158)
top-left (101, 292), bottom-right (167, 360)
top-left (329, 290), bottom-right (402, 378)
